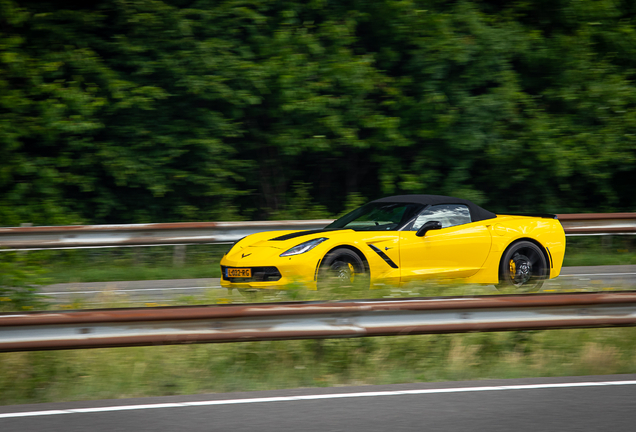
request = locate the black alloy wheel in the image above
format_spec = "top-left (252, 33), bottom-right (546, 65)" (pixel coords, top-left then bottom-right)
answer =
top-left (318, 248), bottom-right (367, 289)
top-left (498, 241), bottom-right (548, 292)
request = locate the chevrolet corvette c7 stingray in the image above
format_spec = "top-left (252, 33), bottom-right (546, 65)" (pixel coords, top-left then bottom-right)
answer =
top-left (220, 195), bottom-right (565, 292)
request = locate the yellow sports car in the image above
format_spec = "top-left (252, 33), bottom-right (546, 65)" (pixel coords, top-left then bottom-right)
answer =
top-left (220, 195), bottom-right (566, 292)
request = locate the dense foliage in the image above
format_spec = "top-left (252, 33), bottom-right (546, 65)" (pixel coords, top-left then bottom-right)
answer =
top-left (1, 0), bottom-right (635, 225)
top-left (0, 251), bottom-right (47, 310)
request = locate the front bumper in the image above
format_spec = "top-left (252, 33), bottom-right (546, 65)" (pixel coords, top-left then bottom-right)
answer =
top-left (220, 257), bottom-right (320, 290)
top-left (221, 266), bottom-right (282, 283)
top-left (219, 237), bottom-right (336, 290)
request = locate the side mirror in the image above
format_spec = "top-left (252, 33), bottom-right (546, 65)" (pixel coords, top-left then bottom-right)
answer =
top-left (416, 220), bottom-right (442, 237)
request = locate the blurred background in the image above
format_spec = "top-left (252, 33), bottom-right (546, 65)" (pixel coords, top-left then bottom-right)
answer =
top-left (1, 0), bottom-right (635, 228)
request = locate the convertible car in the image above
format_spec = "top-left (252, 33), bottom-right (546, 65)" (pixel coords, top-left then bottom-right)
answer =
top-left (220, 195), bottom-right (566, 292)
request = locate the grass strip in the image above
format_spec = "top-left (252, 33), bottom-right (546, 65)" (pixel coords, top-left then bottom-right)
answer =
top-left (46, 264), bottom-right (220, 284)
top-left (1, 327), bottom-right (635, 406)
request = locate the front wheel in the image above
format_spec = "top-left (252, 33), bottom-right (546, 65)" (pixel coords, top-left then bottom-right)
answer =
top-left (317, 248), bottom-right (368, 289)
top-left (498, 241), bottom-right (548, 292)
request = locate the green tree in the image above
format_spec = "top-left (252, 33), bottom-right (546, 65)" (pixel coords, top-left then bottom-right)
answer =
top-left (1, 0), bottom-right (635, 226)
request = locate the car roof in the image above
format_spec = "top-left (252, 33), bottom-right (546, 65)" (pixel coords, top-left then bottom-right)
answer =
top-left (370, 194), bottom-right (497, 223)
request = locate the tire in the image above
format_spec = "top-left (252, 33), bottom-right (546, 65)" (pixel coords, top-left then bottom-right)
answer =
top-left (317, 248), bottom-right (368, 289)
top-left (498, 241), bottom-right (548, 292)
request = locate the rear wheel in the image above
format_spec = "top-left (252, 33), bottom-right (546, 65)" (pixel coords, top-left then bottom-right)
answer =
top-left (498, 241), bottom-right (548, 292)
top-left (318, 248), bottom-right (367, 289)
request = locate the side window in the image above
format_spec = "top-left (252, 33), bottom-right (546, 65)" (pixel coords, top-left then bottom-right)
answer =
top-left (411, 204), bottom-right (471, 230)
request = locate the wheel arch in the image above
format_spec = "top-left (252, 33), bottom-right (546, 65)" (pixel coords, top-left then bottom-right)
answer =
top-left (499, 237), bottom-right (551, 279)
top-left (321, 245), bottom-right (370, 273)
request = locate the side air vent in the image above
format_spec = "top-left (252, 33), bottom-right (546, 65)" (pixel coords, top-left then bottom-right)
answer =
top-left (368, 245), bottom-right (398, 269)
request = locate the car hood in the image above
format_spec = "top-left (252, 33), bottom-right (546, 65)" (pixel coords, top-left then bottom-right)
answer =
top-left (238, 228), bottom-right (352, 250)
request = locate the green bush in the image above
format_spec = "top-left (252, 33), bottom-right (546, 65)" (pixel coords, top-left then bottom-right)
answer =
top-left (0, 252), bottom-right (48, 311)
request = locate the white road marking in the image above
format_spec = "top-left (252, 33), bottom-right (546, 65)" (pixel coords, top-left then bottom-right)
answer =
top-left (1, 380), bottom-right (635, 419)
top-left (40, 286), bottom-right (223, 296)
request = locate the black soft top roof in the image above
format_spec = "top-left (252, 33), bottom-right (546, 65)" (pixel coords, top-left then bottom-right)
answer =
top-left (370, 195), bottom-right (497, 223)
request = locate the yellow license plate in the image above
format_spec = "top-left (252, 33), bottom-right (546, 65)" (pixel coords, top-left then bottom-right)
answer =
top-left (228, 268), bottom-right (251, 278)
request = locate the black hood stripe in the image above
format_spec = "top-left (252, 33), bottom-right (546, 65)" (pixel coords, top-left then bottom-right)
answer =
top-left (270, 228), bottom-right (342, 241)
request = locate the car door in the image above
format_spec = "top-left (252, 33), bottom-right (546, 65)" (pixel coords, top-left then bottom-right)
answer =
top-left (398, 204), bottom-right (492, 283)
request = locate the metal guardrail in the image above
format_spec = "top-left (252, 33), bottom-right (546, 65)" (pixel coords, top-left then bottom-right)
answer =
top-left (558, 213), bottom-right (636, 235)
top-left (0, 220), bottom-right (335, 250)
top-left (0, 213), bottom-right (634, 251)
top-left (1, 292), bottom-right (636, 352)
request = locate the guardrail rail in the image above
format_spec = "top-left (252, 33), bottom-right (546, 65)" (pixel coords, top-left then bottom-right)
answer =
top-left (2, 292), bottom-right (636, 352)
top-left (0, 213), bottom-right (634, 251)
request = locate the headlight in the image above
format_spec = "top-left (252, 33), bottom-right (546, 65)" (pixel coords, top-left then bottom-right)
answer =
top-left (280, 238), bottom-right (328, 257)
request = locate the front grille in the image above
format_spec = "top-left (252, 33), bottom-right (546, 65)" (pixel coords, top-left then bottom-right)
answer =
top-left (221, 266), bottom-right (282, 282)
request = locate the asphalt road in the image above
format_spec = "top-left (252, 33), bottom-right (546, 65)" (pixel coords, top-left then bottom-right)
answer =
top-left (1, 375), bottom-right (635, 432)
top-left (41, 277), bottom-right (222, 306)
top-left (40, 265), bottom-right (636, 306)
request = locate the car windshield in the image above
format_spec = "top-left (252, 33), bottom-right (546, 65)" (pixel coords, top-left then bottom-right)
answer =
top-left (326, 202), bottom-right (425, 231)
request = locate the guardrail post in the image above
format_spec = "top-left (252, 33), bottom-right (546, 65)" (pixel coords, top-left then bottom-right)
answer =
top-left (133, 247), bottom-right (143, 266)
top-left (173, 245), bottom-right (186, 267)
top-left (18, 223), bottom-right (32, 256)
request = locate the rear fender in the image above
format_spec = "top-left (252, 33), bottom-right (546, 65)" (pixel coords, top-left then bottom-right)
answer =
top-left (466, 218), bottom-right (565, 283)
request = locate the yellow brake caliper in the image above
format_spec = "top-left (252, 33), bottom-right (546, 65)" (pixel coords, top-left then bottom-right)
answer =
top-left (348, 263), bottom-right (355, 282)
top-left (509, 259), bottom-right (516, 281)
